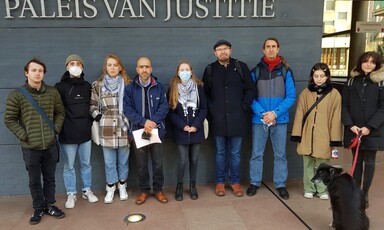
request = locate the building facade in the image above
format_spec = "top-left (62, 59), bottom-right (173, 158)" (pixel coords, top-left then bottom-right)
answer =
top-left (0, 0), bottom-right (324, 195)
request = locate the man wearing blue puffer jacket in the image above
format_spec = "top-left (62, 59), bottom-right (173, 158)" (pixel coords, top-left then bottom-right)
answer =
top-left (247, 38), bottom-right (296, 200)
top-left (123, 56), bottom-right (169, 205)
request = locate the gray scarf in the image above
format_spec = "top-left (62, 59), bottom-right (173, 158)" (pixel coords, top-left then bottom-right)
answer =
top-left (177, 79), bottom-right (198, 117)
top-left (102, 75), bottom-right (125, 116)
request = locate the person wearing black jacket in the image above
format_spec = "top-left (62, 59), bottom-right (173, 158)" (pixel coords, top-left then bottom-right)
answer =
top-left (202, 40), bottom-right (256, 197)
top-left (55, 54), bottom-right (98, 209)
top-left (342, 51), bottom-right (384, 209)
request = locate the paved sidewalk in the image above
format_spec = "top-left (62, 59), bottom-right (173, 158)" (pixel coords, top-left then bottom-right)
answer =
top-left (1, 151), bottom-right (383, 230)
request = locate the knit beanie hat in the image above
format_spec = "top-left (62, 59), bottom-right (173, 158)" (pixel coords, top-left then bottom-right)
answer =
top-left (65, 54), bottom-right (84, 67)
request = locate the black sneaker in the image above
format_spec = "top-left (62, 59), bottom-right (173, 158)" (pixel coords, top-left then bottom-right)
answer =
top-left (45, 204), bottom-right (65, 219)
top-left (30, 209), bottom-right (44, 225)
top-left (276, 187), bottom-right (289, 200)
top-left (246, 184), bottom-right (259, 196)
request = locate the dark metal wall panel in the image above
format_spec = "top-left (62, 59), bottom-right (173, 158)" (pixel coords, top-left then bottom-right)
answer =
top-left (0, 0), bottom-right (324, 195)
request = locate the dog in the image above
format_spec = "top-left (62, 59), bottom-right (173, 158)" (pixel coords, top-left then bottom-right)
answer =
top-left (311, 163), bottom-right (369, 230)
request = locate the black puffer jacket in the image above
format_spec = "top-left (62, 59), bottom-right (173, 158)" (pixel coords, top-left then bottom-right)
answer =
top-left (342, 67), bottom-right (384, 150)
top-left (55, 71), bottom-right (92, 144)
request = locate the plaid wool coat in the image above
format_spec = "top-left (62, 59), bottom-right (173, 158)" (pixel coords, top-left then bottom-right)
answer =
top-left (90, 80), bottom-right (130, 148)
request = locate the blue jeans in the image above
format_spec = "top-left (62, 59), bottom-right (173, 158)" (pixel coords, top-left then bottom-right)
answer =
top-left (250, 124), bottom-right (288, 188)
top-left (61, 140), bottom-right (92, 195)
top-left (177, 143), bottom-right (200, 183)
top-left (102, 146), bottom-right (130, 184)
top-left (215, 136), bottom-right (242, 184)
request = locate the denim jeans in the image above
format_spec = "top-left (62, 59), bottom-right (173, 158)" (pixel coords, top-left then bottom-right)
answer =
top-left (177, 143), bottom-right (200, 183)
top-left (61, 140), bottom-right (92, 195)
top-left (250, 124), bottom-right (288, 188)
top-left (214, 136), bottom-right (242, 184)
top-left (134, 143), bottom-right (164, 193)
top-left (102, 146), bottom-right (130, 184)
top-left (22, 145), bottom-right (58, 210)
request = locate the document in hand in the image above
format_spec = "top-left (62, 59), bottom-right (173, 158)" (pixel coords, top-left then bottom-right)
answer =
top-left (132, 128), bottom-right (162, 149)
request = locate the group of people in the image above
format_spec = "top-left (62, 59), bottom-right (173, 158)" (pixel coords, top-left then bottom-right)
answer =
top-left (4, 37), bottom-right (384, 225)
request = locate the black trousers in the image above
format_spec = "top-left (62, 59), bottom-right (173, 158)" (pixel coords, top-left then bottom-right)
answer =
top-left (352, 148), bottom-right (377, 193)
top-left (22, 145), bottom-right (58, 210)
top-left (133, 142), bottom-right (164, 194)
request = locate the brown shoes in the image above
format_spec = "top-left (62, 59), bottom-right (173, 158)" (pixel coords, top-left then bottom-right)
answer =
top-left (135, 193), bottom-right (149, 205)
top-left (154, 192), bottom-right (168, 203)
top-left (231, 184), bottom-right (244, 197)
top-left (215, 184), bottom-right (225, 196)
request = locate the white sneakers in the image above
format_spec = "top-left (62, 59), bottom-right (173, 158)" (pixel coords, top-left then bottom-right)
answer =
top-left (66, 190), bottom-right (99, 209)
top-left (304, 192), bottom-right (314, 199)
top-left (118, 182), bottom-right (128, 201)
top-left (104, 185), bottom-right (116, 204)
top-left (65, 194), bottom-right (77, 209)
top-left (319, 194), bottom-right (329, 200)
top-left (104, 183), bottom-right (129, 203)
top-left (303, 192), bottom-right (329, 200)
top-left (82, 190), bottom-right (99, 203)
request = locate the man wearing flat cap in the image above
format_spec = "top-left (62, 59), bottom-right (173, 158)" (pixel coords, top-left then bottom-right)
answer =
top-left (202, 40), bottom-right (256, 197)
top-left (55, 54), bottom-right (99, 209)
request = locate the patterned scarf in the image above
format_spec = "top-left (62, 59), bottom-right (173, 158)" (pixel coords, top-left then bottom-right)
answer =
top-left (102, 75), bottom-right (128, 132)
top-left (177, 79), bottom-right (198, 117)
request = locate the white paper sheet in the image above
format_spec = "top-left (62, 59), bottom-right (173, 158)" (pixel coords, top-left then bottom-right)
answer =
top-left (132, 128), bottom-right (162, 149)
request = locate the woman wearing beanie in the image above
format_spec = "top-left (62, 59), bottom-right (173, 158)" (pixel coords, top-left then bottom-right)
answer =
top-left (55, 54), bottom-right (99, 209)
top-left (167, 60), bottom-right (207, 201)
top-left (90, 54), bottom-right (132, 203)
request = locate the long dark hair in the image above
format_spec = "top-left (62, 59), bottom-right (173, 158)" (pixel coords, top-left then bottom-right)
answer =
top-left (355, 51), bottom-right (382, 75)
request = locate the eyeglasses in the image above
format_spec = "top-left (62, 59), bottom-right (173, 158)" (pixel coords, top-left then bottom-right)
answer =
top-left (215, 47), bottom-right (231, 52)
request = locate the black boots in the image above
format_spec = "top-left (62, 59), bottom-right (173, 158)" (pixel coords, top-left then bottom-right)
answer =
top-left (175, 182), bottom-right (198, 200)
top-left (175, 183), bottom-right (183, 201)
top-left (190, 181), bottom-right (198, 200)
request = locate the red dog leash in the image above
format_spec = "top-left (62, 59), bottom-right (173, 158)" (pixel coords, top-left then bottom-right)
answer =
top-left (347, 130), bottom-right (362, 176)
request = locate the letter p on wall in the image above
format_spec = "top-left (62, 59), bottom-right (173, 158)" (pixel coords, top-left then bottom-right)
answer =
top-left (5, 0), bottom-right (20, 18)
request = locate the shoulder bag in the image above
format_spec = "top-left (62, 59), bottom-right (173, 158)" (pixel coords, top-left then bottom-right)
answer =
top-left (18, 87), bottom-right (61, 157)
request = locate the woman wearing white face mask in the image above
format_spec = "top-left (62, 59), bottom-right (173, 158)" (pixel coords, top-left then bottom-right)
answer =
top-left (90, 54), bottom-right (132, 204)
top-left (55, 54), bottom-right (99, 209)
top-left (168, 60), bottom-right (208, 201)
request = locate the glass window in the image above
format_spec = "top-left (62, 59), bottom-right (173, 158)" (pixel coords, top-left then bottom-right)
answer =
top-left (326, 1), bottom-right (335, 11)
top-left (338, 12), bottom-right (347, 20)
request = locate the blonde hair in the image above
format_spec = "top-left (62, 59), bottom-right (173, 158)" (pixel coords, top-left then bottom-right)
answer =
top-left (97, 54), bottom-right (132, 85)
top-left (168, 60), bottom-right (203, 110)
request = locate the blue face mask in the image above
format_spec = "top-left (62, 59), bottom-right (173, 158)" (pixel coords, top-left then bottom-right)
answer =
top-left (178, 71), bottom-right (191, 82)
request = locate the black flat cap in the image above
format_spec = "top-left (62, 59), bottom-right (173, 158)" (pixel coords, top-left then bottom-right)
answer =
top-left (213, 39), bottom-right (232, 50)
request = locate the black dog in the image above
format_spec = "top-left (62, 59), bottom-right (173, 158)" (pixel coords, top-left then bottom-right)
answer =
top-left (311, 163), bottom-right (369, 230)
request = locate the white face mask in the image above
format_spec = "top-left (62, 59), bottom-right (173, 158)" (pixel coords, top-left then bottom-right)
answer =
top-left (68, 66), bottom-right (82, 77)
top-left (178, 71), bottom-right (191, 82)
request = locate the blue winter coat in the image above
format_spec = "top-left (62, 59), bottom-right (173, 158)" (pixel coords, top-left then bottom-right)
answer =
top-left (168, 84), bottom-right (208, 145)
top-left (123, 75), bottom-right (169, 139)
top-left (251, 58), bottom-right (296, 124)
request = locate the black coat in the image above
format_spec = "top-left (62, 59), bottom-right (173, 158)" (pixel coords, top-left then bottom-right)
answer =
top-left (202, 58), bottom-right (256, 136)
top-left (168, 85), bottom-right (208, 145)
top-left (55, 72), bottom-right (93, 144)
top-left (342, 68), bottom-right (384, 150)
